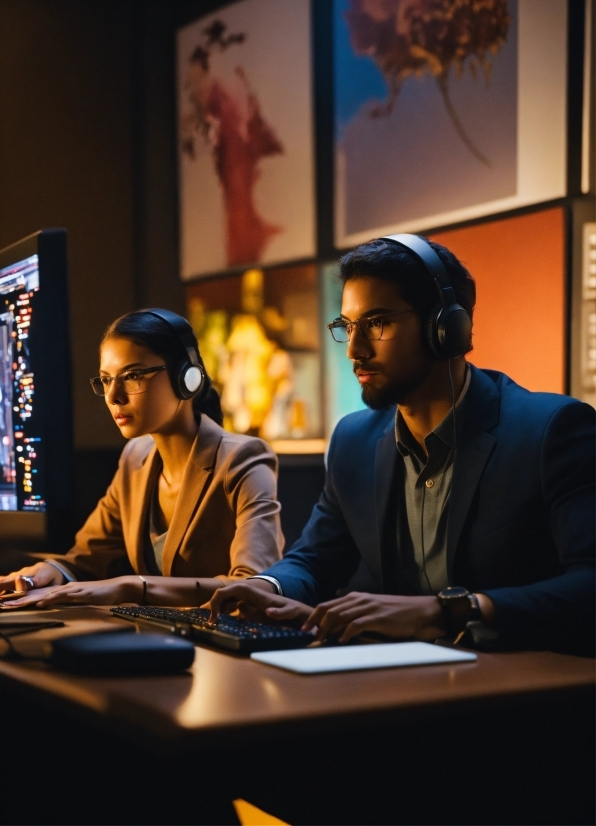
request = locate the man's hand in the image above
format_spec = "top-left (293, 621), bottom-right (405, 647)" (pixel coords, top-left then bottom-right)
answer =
top-left (302, 592), bottom-right (446, 643)
top-left (0, 562), bottom-right (64, 595)
top-left (208, 579), bottom-right (312, 626)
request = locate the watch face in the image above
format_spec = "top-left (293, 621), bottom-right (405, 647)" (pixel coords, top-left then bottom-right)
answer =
top-left (440, 586), bottom-right (468, 600)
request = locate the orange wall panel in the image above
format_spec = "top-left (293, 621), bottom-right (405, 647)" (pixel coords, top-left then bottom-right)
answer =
top-left (431, 207), bottom-right (565, 393)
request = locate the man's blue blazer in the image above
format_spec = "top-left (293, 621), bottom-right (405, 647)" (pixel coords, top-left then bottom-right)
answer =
top-left (262, 367), bottom-right (595, 655)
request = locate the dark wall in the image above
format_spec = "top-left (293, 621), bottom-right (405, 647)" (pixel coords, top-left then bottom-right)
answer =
top-left (0, 0), bottom-right (184, 450)
top-left (4, 1), bottom-right (587, 542)
top-left (0, 0), bottom-right (326, 543)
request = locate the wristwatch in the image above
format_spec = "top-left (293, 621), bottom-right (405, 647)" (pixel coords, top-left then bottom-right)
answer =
top-left (437, 586), bottom-right (482, 638)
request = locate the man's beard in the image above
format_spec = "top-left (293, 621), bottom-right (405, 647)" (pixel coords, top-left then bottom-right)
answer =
top-left (357, 358), bottom-right (436, 410)
top-left (360, 383), bottom-right (399, 410)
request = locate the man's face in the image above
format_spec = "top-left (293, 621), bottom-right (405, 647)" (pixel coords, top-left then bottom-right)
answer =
top-left (340, 276), bottom-right (435, 409)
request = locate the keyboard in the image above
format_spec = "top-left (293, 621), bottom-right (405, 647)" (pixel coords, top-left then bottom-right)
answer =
top-left (110, 606), bottom-right (314, 654)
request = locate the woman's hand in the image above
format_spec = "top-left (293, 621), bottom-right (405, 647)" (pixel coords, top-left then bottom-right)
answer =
top-left (0, 577), bottom-right (141, 609)
top-left (0, 562), bottom-right (64, 594)
top-left (302, 592), bottom-right (446, 643)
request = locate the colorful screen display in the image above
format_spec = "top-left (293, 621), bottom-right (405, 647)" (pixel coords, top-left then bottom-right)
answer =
top-left (0, 254), bottom-right (45, 511)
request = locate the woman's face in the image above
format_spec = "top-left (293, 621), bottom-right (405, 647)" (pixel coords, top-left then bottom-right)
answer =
top-left (99, 337), bottom-right (183, 439)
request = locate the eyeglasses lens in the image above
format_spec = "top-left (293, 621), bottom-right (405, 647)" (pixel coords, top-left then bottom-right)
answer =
top-left (121, 375), bottom-right (142, 394)
top-left (329, 320), bottom-right (383, 343)
top-left (330, 323), bottom-right (349, 343)
top-left (90, 374), bottom-right (142, 396)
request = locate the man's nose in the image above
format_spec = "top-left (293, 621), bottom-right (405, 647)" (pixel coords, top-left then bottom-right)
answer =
top-left (346, 324), bottom-right (374, 360)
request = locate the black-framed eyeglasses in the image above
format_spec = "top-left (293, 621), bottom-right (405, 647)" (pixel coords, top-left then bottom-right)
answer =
top-left (327, 310), bottom-right (413, 343)
top-left (89, 365), bottom-right (168, 397)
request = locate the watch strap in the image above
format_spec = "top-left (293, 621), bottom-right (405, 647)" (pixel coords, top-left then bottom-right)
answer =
top-left (438, 588), bottom-right (483, 642)
top-left (467, 592), bottom-right (482, 623)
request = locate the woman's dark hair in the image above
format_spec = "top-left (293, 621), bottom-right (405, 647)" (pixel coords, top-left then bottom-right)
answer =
top-left (339, 237), bottom-right (476, 352)
top-left (102, 311), bottom-right (223, 426)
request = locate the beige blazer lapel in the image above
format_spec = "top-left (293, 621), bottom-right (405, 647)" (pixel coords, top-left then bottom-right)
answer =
top-left (127, 441), bottom-right (161, 575)
top-left (161, 416), bottom-right (223, 576)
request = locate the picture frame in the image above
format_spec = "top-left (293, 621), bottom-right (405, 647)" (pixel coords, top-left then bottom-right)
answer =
top-left (334, 0), bottom-right (567, 248)
top-left (177, 0), bottom-right (316, 279)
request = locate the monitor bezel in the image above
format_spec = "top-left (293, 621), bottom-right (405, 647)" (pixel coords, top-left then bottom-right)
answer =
top-left (0, 229), bottom-right (74, 551)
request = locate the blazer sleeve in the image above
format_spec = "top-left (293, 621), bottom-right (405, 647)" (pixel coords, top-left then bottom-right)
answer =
top-left (56, 446), bottom-right (135, 582)
top-left (258, 425), bottom-right (362, 605)
top-left (483, 401), bottom-right (595, 656)
top-left (215, 439), bottom-right (284, 586)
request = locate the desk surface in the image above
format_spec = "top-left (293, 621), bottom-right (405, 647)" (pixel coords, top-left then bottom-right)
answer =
top-left (0, 606), bottom-right (593, 746)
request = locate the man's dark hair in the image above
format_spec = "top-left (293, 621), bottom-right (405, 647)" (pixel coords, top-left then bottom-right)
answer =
top-left (339, 237), bottom-right (476, 341)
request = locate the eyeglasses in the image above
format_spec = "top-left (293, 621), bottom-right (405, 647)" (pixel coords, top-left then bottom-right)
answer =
top-left (90, 365), bottom-right (168, 396)
top-left (327, 310), bottom-right (413, 343)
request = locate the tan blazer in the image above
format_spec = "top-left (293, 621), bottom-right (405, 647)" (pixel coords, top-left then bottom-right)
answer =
top-left (59, 415), bottom-right (283, 585)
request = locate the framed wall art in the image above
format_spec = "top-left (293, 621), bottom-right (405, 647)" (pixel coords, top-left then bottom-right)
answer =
top-left (177, 0), bottom-right (316, 279)
top-left (334, 0), bottom-right (567, 247)
top-left (186, 263), bottom-right (325, 453)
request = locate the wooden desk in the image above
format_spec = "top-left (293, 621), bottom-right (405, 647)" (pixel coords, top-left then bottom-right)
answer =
top-left (0, 607), bottom-right (593, 825)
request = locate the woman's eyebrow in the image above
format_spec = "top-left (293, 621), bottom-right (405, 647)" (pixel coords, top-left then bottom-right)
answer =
top-left (99, 362), bottom-right (146, 375)
top-left (340, 307), bottom-right (397, 320)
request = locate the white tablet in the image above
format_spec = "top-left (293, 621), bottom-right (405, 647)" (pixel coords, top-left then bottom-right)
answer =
top-left (251, 641), bottom-right (477, 674)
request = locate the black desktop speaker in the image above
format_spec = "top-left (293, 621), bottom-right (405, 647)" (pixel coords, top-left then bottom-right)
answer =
top-left (141, 308), bottom-right (209, 401)
top-left (381, 234), bottom-right (472, 359)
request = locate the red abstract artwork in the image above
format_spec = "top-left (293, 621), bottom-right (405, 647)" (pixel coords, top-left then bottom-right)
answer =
top-left (181, 21), bottom-right (285, 267)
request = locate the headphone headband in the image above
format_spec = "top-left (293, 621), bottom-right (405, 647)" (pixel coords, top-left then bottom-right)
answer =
top-left (138, 308), bottom-right (206, 399)
top-left (381, 234), bottom-right (458, 311)
top-left (142, 308), bottom-right (199, 367)
top-left (379, 234), bottom-right (472, 359)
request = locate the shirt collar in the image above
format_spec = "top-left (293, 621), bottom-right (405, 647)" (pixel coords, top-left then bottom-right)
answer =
top-left (395, 364), bottom-right (472, 456)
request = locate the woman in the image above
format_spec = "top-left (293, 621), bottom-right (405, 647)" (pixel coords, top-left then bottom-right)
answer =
top-left (0, 309), bottom-right (283, 608)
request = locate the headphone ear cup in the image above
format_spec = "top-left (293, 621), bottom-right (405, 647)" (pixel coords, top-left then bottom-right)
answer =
top-left (183, 364), bottom-right (203, 395)
top-left (435, 305), bottom-right (472, 359)
top-left (177, 363), bottom-right (205, 400)
top-left (426, 304), bottom-right (472, 358)
top-left (426, 306), bottom-right (444, 358)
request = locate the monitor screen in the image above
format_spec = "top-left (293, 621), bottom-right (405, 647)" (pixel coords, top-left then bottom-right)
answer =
top-left (0, 229), bottom-right (73, 550)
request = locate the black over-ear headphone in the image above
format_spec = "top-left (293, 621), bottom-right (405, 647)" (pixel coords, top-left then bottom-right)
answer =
top-left (141, 308), bottom-right (208, 401)
top-left (381, 234), bottom-right (472, 359)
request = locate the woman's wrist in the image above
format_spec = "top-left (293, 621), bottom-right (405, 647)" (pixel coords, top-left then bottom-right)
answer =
top-left (120, 575), bottom-right (145, 603)
top-left (195, 577), bottom-right (224, 606)
top-left (42, 560), bottom-right (68, 585)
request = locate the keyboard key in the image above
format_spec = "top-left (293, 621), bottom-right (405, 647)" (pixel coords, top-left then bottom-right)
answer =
top-left (110, 606), bottom-right (314, 654)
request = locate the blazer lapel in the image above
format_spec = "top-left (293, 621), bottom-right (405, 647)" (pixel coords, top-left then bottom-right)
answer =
top-left (161, 416), bottom-right (223, 576)
top-left (129, 442), bottom-right (161, 575)
top-left (374, 421), bottom-right (399, 592)
top-left (446, 368), bottom-right (499, 582)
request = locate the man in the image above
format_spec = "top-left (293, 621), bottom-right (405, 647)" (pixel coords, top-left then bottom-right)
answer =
top-left (210, 235), bottom-right (595, 655)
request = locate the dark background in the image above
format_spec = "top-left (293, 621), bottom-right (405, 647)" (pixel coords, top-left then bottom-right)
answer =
top-left (0, 0), bottom-right (329, 545)
top-left (0, 0), bottom-right (591, 547)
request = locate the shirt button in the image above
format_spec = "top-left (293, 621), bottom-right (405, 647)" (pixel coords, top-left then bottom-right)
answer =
top-left (425, 479), bottom-right (434, 488)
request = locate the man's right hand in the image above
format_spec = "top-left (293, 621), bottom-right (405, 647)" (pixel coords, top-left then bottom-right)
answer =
top-left (0, 562), bottom-right (64, 595)
top-left (208, 579), bottom-right (312, 626)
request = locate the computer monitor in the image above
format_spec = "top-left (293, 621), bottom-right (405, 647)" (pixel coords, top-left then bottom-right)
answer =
top-left (0, 229), bottom-right (73, 551)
